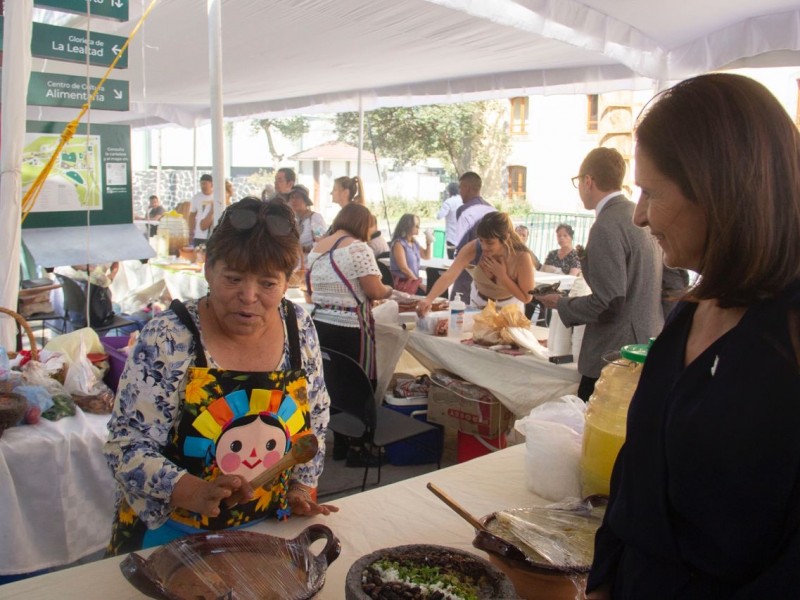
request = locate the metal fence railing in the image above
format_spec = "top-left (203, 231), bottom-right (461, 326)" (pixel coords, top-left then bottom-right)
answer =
top-left (517, 212), bottom-right (595, 265)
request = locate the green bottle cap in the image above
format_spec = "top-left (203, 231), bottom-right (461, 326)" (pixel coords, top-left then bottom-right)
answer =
top-left (620, 343), bottom-right (650, 364)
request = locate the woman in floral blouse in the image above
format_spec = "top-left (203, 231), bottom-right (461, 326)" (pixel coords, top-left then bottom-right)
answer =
top-left (104, 198), bottom-right (337, 555)
top-left (543, 223), bottom-right (582, 275)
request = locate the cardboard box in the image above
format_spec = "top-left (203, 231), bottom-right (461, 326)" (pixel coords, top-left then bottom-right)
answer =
top-left (427, 370), bottom-right (514, 438)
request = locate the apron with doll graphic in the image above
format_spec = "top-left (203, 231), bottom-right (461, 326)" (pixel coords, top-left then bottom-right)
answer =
top-left (107, 299), bottom-right (310, 555)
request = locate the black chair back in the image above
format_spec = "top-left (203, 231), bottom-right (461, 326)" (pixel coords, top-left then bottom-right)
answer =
top-left (377, 260), bottom-right (394, 287)
top-left (56, 274), bottom-right (91, 328)
top-left (320, 347), bottom-right (377, 432)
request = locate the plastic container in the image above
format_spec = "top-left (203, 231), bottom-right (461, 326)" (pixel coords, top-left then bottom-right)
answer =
top-left (580, 342), bottom-right (650, 497)
top-left (100, 335), bottom-right (131, 393)
top-left (384, 396), bottom-right (443, 466)
top-left (433, 229), bottom-right (446, 258)
top-left (449, 293), bottom-right (466, 337)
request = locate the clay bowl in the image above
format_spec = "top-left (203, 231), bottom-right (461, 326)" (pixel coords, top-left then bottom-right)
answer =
top-left (345, 543), bottom-right (520, 599)
top-left (120, 524), bottom-right (340, 600)
top-left (472, 513), bottom-right (590, 600)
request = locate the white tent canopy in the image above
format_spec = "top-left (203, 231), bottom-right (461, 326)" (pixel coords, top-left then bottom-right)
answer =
top-left (30, 0), bottom-right (800, 128)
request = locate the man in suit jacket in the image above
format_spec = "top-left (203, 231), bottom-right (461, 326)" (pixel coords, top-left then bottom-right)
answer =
top-left (536, 147), bottom-right (663, 400)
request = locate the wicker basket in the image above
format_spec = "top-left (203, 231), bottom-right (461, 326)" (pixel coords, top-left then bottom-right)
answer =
top-left (0, 392), bottom-right (27, 438)
top-left (0, 306), bottom-right (41, 362)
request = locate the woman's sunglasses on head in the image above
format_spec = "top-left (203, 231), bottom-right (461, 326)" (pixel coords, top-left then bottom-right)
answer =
top-left (220, 197), bottom-right (296, 237)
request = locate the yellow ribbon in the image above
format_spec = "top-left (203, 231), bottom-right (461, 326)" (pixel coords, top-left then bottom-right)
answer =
top-left (21, 0), bottom-right (160, 222)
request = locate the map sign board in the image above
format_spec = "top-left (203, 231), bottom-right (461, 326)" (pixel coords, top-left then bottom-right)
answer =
top-left (34, 0), bottom-right (129, 22)
top-left (22, 121), bottom-right (133, 228)
top-left (0, 18), bottom-right (129, 68)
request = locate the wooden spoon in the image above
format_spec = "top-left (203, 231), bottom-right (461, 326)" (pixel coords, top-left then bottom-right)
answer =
top-left (249, 434), bottom-right (319, 490)
top-left (427, 482), bottom-right (488, 532)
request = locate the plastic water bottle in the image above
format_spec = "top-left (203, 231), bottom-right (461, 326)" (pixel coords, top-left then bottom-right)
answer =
top-left (449, 293), bottom-right (466, 337)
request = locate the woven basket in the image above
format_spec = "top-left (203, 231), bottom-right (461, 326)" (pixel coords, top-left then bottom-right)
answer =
top-left (0, 392), bottom-right (27, 438)
top-left (0, 306), bottom-right (41, 362)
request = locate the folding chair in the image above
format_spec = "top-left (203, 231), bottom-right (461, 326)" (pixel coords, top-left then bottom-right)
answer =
top-left (320, 347), bottom-right (441, 492)
top-left (55, 274), bottom-right (137, 336)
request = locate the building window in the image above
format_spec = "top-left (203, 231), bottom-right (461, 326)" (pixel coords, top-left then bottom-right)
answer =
top-left (587, 94), bottom-right (599, 132)
top-left (507, 165), bottom-right (527, 200)
top-left (509, 97), bottom-right (529, 135)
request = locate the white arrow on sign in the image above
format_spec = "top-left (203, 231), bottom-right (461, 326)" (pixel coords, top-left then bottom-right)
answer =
top-left (112, 0), bottom-right (124, 7)
top-left (112, 45), bottom-right (121, 56)
top-left (113, 90), bottom-right (123, 99)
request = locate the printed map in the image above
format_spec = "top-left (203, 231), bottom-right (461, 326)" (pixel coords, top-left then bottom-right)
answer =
top-left (22, 133), bottom-right (102, 212)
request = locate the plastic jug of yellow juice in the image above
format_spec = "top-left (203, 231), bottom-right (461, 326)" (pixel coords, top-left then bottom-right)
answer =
top-left (580, 343), bottom-right (650, 497)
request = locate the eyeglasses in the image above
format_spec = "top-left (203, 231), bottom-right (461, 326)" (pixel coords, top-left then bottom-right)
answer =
top-left (219, 198), bottom-right (297, 237)
top-left (571, 175), bottom-right (583, 188)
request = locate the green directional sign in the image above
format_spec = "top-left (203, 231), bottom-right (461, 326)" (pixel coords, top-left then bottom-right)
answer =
top-left (0, 18), bottom-right (128, 69)
top-left (34, 0), bottom-right (128, 22)
top-left (23, 72), bottom-right (130, 111)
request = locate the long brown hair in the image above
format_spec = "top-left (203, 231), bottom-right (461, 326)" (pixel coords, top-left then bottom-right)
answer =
top-left (331, 203), bottom-right (371, 241)
top-left (476, 212), bottom-right (531, 257)
top-left (636, 73), bottom-right (800, 307)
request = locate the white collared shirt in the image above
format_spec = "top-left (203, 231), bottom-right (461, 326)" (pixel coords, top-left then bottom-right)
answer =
top-left (595, 190), bottom-right (622, 216)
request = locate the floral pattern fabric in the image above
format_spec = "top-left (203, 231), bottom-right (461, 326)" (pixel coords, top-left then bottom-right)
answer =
top-left (103, 300), bottom-right (329, 535)
top-left (544, 248), bottom-right (581, 274)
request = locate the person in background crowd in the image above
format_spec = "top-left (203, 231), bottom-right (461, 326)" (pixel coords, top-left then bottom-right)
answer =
top-left (305, 203), bottom-right (393, 464)
top-left (535, 147), bottom-right (663, 402)
top-left (273, 168), bottom-right (296, 203)
top-left (452, 171), bottom-right (496, 300)
top-left (261, 183), bottom-right (276, 202)
top-left (437, 182), bottom-right (462, 259)
top-left (187, 174), bottom-right (214, 247)
top-left (288, 185), bottom-right (327, 267)
top-left (389, 213), bottom-right (433, 295)
top-left (104, 198), bottom-right (337, 556)
top-left (542, 223), bottom-right (582, 275)
top-left (367, 213), bottom-right (390, 258)
top-left (514, 224), bottom-right (543, 270)
top-left (145, 195), bottom-right (165, 237)
top-left (587, 73), bottom-right (800, 599)
top-left (417, 211), bottom-right (534, 316)
top-left (331, 176), bottom-right (366, 207)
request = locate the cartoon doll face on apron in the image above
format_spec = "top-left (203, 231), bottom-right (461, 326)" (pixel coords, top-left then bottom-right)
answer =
top-left (107, 299), bottom-right (310, 555)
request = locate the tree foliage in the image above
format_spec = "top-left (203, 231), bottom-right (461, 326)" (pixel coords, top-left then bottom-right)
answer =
top-left (250, 116), bottom-right (309, 164)
top-left (335, 101), bottom-right (510, 198)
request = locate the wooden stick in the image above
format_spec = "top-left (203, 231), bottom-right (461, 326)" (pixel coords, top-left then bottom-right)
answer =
top-left (427, 482), bottom-right (488, 532)
top-left (248, 434), bottom-right (318, 490)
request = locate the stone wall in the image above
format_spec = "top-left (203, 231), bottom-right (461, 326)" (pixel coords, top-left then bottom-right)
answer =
top-left (132, 169), bottom-right (265, 215)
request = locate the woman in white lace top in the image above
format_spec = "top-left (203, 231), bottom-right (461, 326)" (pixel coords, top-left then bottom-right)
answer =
top-left (306, 204), bottom-right (392, 380)
top-left (306, 204), bottom-right (392, 462)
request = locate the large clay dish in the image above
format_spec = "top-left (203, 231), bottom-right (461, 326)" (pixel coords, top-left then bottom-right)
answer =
top-left (120, 524), bottom-right (340, 600)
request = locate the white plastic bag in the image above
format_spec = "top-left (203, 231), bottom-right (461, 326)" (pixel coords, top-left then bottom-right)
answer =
top-left (514, 395), bottom-right (586, 501)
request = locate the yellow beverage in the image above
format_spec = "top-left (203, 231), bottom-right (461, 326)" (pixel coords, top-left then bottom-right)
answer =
top-left (581, 419), bottom-right (626, 497)
top-left (580, 346), bottom-right (648, 497)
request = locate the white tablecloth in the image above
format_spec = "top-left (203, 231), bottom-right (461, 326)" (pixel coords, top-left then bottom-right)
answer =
top-left (0, 445), bottom-right (552, 599)
top-left (376, 323), bottom-right (580, 417)
top-left (0, 411), bottom-right (115, 575)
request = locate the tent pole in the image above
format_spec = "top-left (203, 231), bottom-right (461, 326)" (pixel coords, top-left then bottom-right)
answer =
top-left (208, 0), bottom-right (226, 225)
top-left (357, 93), bottom-right (364, 180)
top-left (0, 0), bottom-right (32, 350)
